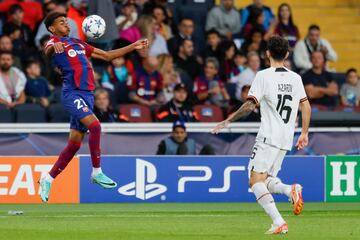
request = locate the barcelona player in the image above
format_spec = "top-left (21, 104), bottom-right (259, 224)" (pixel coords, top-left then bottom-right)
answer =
top-left (39, 11), bottom-right (149, 203)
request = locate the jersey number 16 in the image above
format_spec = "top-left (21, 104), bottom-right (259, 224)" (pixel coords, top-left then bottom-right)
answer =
top-left (276, 94), bottom-right (292, 124)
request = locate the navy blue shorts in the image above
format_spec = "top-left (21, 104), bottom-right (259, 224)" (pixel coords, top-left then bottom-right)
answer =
top-left (62, 90), bottom-right (94, 132)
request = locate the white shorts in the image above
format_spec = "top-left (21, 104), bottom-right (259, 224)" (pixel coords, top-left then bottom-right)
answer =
top-left (248, 141), bottom-right (287, 177)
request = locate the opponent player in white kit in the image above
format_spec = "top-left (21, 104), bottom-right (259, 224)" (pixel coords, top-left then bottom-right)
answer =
top-left (212, 36), bottom-right (311, 234)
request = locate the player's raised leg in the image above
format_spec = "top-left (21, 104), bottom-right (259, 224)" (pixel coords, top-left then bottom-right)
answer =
top-left (265, 177), bottom-right (304, 215)
top-left (80, 114), bottom-right (117, 189)
top-left (250, 172), bottom-right (288, 235)
top-left (39, 129), bottom-right (84, 203)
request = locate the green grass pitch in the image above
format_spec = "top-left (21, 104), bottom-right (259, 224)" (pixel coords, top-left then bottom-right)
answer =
top-left (0, 202), bottom-right (359, 240)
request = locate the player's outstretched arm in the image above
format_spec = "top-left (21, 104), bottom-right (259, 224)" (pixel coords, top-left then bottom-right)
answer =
top-left (44, 42), bottom-right (65, 58)
top-left (296, 99), bottom-right (311, 150)
top-left (211, 99), bottom-right (257, 134)
top-left (91, 39), bottom-right (149, 61)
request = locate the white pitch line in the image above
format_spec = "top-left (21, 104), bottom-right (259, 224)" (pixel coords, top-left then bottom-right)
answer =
top-left (0, 212), bottom-right (358, 219)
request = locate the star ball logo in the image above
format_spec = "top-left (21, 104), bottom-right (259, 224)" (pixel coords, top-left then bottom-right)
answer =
top-left (118, 159), bottom-right (167, 200)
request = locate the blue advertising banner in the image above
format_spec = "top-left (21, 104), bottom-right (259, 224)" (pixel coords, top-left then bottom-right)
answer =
top-left (80, 156), bottom-right (324, 203)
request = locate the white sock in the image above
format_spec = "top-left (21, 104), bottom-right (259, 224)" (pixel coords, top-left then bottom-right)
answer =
top-left (252, 182), bottom-right (285, 226)
top-left (265, 177), bottom-right (292, 197)
top-left (45, 173), bottom-right (54, 183)
top-left (92, 167), bottom-right (102, 176)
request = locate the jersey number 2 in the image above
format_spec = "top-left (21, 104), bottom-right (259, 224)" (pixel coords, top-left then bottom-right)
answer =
top-left (276, 94), bottom-right (292, 123)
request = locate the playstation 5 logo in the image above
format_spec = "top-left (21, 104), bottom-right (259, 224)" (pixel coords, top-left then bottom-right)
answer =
top-left (118, 159), bottom-right (167, 200)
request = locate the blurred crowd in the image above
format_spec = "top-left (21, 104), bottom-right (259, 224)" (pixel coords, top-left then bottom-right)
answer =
top-left (0, 0), bottom-right (358, 123)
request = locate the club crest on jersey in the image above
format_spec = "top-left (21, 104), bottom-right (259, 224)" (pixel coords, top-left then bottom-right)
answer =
top-left (67, 49), bottom-right (86, 58)
top-left (82, 106), bottom-right (89, 112)
top-left (68, 49), bottom-right (77, 57)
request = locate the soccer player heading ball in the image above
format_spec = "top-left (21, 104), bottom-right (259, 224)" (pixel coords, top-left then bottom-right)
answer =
top-left (212, 36), bottom-right (311, 234)
top-left (39, 12), bottom-right (149, 203)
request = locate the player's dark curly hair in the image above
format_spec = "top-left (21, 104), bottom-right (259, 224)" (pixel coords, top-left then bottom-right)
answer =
top-left (267, 36), bottom-right (289, 61)
top-left (44, 11), bottom-right (67, 32)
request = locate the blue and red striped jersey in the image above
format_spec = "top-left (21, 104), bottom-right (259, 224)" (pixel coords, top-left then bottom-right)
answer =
top-left (45, 36), bottom-right (95, 91)
top-left (127, 65), bottom-right (163, 101)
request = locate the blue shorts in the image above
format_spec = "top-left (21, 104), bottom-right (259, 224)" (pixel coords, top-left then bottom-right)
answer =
top-left (62, 90), bottom-right (94, 132)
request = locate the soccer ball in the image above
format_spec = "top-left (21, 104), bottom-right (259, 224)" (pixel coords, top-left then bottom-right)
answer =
top-left (82, 15), bottom-right (106, 39)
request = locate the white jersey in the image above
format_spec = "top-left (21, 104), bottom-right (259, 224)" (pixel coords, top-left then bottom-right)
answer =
top-left (247, 67), bottom-right (307, 150)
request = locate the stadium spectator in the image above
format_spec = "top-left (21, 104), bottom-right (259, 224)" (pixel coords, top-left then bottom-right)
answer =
top-left (67, 0), bottom-right (87, 41)
top-left (194, 57), bottom-right (230, 108)
top-left (218, 40), bottom-right (238, 82)
top-left (241, 0), bottom-right (274, 31)
top-left (157, 83), bottom-right (197, 122)
top-left (87, 0), bottom-right (119, 50)
top-left (43, 0), bottom-right (57, 14)
top-left (270, 3), bottom-right (300, 50)
top-left (302, 51), bottom-right (338, 107)
top-left (240, 27), bottom-right (267, 68)
top-left (0, 0), bottom-right (43, 31)
top-left (35, 4), bottom-right (79, 48)
top-left (203, 29), bottom-right (222, 60)
top-left (128, 56), bottom-right (165, 106)
top-left (340, 68), bottom-right (359, 107)
top-left (93, 88), bottom-right (128, 122)
top-left (101, 56), bottom-right (129, 91)
top-left (24, 59), bottom-right (51, 108)
top-left (116, 0), bottom-right (138, 32)
top-left (167, 18), bottom-right (200, 58)
top-left (2, 23), bottom-right (23, 58)
top-left (173, 38), bottom-right (201, 81)
top-left (3, 4), bottom-right (33, 48)
top-left (152, 5), bottom-right (172, 40)
top-left (294, 24), bottom-right (337, 73)
top-left (205, 0), bottom-right (241, 40)
top-left (0, 51), bottom-right (26, 108)
top-left (120, 14), bottom-right (152, 43)
top-left (234, 50), bottom-right (247, 74)
top-left (157, 54), bottom-right (181, 102)
top-left (229, 85), bottom-right (260, 121)
top-left (240, 7), bottom-right (266, 41)
top-left (156, 120), bottom-right (215, 155)
top-left (0, 35), bottom-right (22, 70)
top-left (120, 15), bottom-right (168, 57)
top-left (231, 51), bottom-right (260, 101)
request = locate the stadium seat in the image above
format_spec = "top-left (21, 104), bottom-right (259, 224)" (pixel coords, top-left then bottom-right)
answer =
top-left (193, 104), bottom-right (224, 122)
top-left (311, 104), bottom-right (328, 112)
top-left (0, 105), bottom-right (13, 122)
top-left (333, 105), bottom-right (360, 113)
top-left (118, 104), bottom-right (153, 122)
top-left (48, 104), bottom-right (70, 122)
top-left (14, 104), bottom-right (47, 123)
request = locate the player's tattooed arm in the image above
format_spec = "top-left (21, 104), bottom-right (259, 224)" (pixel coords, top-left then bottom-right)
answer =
top-left (227, 99), bottom-right (257, 123)
top-left (212, 99), bottom-right (256, 134)
top-left (91, 39), bottom-right (149, 61)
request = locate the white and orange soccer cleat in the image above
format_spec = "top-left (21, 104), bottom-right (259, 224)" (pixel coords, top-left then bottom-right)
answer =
top-left (290, 184), bottom-right (304, 215)
top-left (265, 223), bottom-right (288, 235)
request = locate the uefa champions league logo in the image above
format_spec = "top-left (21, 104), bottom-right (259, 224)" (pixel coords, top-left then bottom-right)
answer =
top-left (118, 159), bottom-right (167, 200)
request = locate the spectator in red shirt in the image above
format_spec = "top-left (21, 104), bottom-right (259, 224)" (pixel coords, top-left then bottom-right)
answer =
top-left (128, 56), bottom-right (165, 106)
top-left (0, 0), bottom-right (43, 31)
top-left (67, 0), bottom-right (87, 41)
